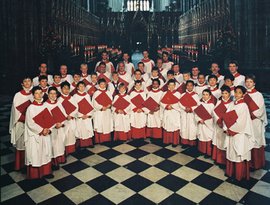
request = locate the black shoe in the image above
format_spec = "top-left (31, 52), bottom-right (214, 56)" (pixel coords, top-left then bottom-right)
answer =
top-left (88, 145), bottom-right (94, 148)
top-left (204, 155), bottom-right (210, 159)
top-left (172, 144), bottom-right (178, 148)
top-left (43, 174), bottom-right (54, 179)
top-left (218, 164), bottom-right (226, 169)
top-left (181, 145), bottom-right (188, 149)
top-left (52, 165), bottom-right (60, 171)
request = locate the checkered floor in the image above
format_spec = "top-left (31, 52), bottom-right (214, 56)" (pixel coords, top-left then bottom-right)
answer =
top-left (1, 94), bottom-right (270, 205)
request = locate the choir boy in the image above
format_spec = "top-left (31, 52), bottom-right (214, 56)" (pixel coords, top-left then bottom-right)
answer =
top-left (244, 74), bottom-right (267, 170)
top-left (25, 86), bottom-right (54, 179)
top-left (9, 76), bottom-right (33, 171)
top-left (112, 83), bottom-right (132, 141)
top-left (70, 73), bottom-right (81, 95)
top-left (58, 81), bottom-right (78, 155)
top-left (228, 60), bottom-right (245, 86)
top-left (179, 80), bottom-right (200, 147)
top-left (195, 89), bottom-right (215, 157)
top-left (212, 85), bottom-right (233, 165)
top-left (86, 72), bottom-right (99, 97)
top-left (38, 75), bottom-right (49, 101)
top-left (129, 80), bottom-right (147, 139)
top-left (73, 81), bottom-right (94, 147)
top-left (223, 86), bottom-right (255, 181)
top-left (144, 79), bottom-right (164, 140)
top-left (92, 78), bottom-right (113, 143)
top-left (95, 51), bottom-right (115, 73)
top-left (128, 69), bottom-right (147, 93)
top-left (145, 67), bottom-right (165, 92)
top-left (51, 73), bottom-right (62, 92)
top-left (208, 74), bottom-right (221, 104)
top-left (159, 79), bottom-right (181, 146)
top-left (195, 73), bottom-right (208, 98)
top-left (223, 74), bottom-right (235, 98)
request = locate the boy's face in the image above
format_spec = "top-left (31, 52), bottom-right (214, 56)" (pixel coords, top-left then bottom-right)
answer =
top-left (135, 83), bottom-right (142, 90)
top-left (73, 74), bottom-right (81, 82)
top-left (208, 78), bottom-right (217, 87)
top-left (99, 82), bottom-right (106, 89)
top-left (112, 74), bottom-right (119, 81)
top-left (102, 53), bottom-right (108, 60)
top-left (77, 84), bottom-right (85, 92)
top-left (48, 90), bottom-right (57, 101)
top-left (156, 60), bottom-right (163, 68)
top-left (224, 79), bottom-right (233, 87)
top-left (134, 72), bottom-right (141, 80)
top-left (167, 74), bottom-right (174, 80)
top-left (138, 64), bottom-right (144, 72)
top-left (172, 65), bottom-right (179, 73)
top-left (245, 79), bottom-right (255, 89)
top-left (39, 79), bottom-right (48, 87)
top-left (22, 78), bottom-right (32, 89)
top-left (143, 51), bottom-right (149, 58)
top-left (186, 83), bottom-right (194, 92)
top-left (61, 85), bottom-right (70, 95)
top-left (183, 73), bottom-right (190, 81)
top-left (202, 92), bottom-right (211, 101)
top-left (198, 75), bottom-right (205, 84)
top-left (168, 83), bottom-right (175, 91)
top-left (99, 64), bottom-right (106, 73)
top-left (162, 54), bottom-right (168, 62)
top-left (152, 81), bottom-right (159, 89)
top-left (234, 88), bottom-right (243, 100)
top-left (152, 70), bottom-right (159, 77)
top-left (54, 75), bottom-right (61, 84)
top-left (119, 86), bottom-right (126, 93)
top-left (91, 75), bottom-right (97, 83)
top-left (222, 90), bottom-right (230, 100)
top-left (34, 90), bottom-right (43, 101)
top-left (123, 54), bottom-right (129, 61)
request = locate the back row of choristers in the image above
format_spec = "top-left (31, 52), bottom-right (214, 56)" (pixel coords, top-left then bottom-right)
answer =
top-left (9, 50), bottom-right (267, 182)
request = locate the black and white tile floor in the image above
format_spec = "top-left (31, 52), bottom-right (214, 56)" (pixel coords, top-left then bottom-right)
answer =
top-left (1, 94), bottom-right (270, 205)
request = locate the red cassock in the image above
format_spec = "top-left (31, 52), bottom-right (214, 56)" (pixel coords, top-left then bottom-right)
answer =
top-left (78, 98), bottom-right (93, 115)
top-left (244, 94), bottom-right (259, 119)
top-left (16, 100), bottom-right (31, 123)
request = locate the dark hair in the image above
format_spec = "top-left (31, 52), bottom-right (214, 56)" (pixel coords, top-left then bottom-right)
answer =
top-left (151, 67), bottom-right (159, 72)
top-left (220, 85), bottom-right (231, 93)
top-left (38, 75), bottom-right (48, 82)
top-left (167, 79), bottom-right (176, 85)
top-left (32, 86), bottom-right (42, 95)
top-left (156, 58), bottom-right (163, 62)
top-left (162, 51), bottom-right (169, 56)
top-left (101, 51), bottom-right (108, 55)
top-left (99, 62), bottom-right (106, 67)
top-left (21, 76), bottom-right (32, 82)
top-left (98, 78), bottom-right (106, 84)
top-left (134, 69), bottom-right (142, 74)
top-left (91, 72), bottom-right (98, 77)
top-left (61, 81), bottom-right (70, 89)
top-left (198, 73), bottom-right (205, 78)
top-left (134, 80), bottom-right (142, 85)
top-left (118, 83), bottom-right (126, 89)
top-left (182, 70), bottom-right (190, 74)
top-left (224, 74), bottom-right (235, 81)
top-left (202, 89), bottom-right (212, 95)
top-left (211, 62), bottom-right (219, 66)
top-left (228, 60), bottom-right (239, 67)
top-left (208, 74), bottom-right (218, 82)
top-left (245, 74), bottom-right (256, 83)
top-left (73, 73), bottom-right (81, 76)
top-left (53, 73), bottom-right (61, 78)
top-left (112, 71), bottom-right (118, 75)
top-left (77, 81), bottom-right (86, 87)
top-left (234, 85), bottom-right (246, 94)
top-left (152, 78), bottom-right (161, 85)
top-left (167, 70), bottom-right (174, 76)
top-left (138, 62), bottom-right (144, 66)
top-left (143, 50), bottom-right (149, 53)
top-left (48, 86), bottom-right (58, 93)
top-left (186, 80), bottom-right (195, 86)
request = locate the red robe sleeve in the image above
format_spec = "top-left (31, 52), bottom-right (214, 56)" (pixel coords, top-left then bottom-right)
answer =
top-left (244, 94), bottom-right (259, 112)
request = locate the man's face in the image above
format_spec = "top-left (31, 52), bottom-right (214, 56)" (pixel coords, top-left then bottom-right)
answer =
top-left (80, 65), bottom-right (88, 73)
top-left (60, 65), bottom-right (68, 75)
top-left (229, 63), bottom-right (237, 74)
top-left (39, 64), bottom-right (47, 73)
top-left (143, 51), bottom-right (149, 58)
top-left (118, 63), bottom-right (125, 72)
top-left (162, 54), bottom-right (168, 62)
top-left (157, 60), bottom-right (163, 68)
top-left (198, 75), bottom-right (205, 84)
top-left (172, 65), bottom-right (179, 73)
top-left (192, 67), bottom-right (199, 76)
top-left (123, 53), bottom-right (129, 61)
top-left (22, 78), bottom-right (32, 89)
top-left (211, 63), bottom-right (219, 74)
top-left (102, 53), bottom-right (108, 60)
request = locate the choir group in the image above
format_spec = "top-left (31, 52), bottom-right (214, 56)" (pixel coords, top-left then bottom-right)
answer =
top-left (9, 50), bottom-right (268, 182)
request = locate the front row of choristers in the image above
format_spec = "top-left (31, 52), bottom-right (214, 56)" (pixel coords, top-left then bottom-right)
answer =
top-left (9, 68), bottom-right (267, 181)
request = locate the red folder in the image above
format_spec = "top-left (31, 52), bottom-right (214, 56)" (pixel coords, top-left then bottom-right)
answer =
top-left (223, 110), bottom-right (238, 128)
top-left (82, 78), bottom-right (90, 85)
top-left (78, 98), bottom-right (93, 115)
top-left (161, 91), bottom-right (179, 104)
top-left (16, 100), bottom-right (31, 114)
top-left (214, 102), bottom-right (227, 119)
top-left (177, 83), bottom-right (185, 94)
top-left (98, 73), bottom-right (110, 83)
top-left (179, 94), bottom-right (197, 107)
top-left (95, 92), bottom-right (112, 107)
top-left (209, 95), bottom-right (217, 105)
top-left (143, 97), bottom-right (159, 112)
top-left (162, 84), bottom-right (168, 92)
top-left (62, 99), bottom-right (76, 115)
top-left (131, 94), bottom-right (144, 108)
top-left (113, 96), bottom-right (130, 110)
top-left (118, 77), bottom-right (129, 87)
top-left (33, 108), bottom-right (55, 129)
top-left (87, 86), bottom-right (97, 96)
top-left (194, 104), bottom-right (212, 121)
top-left (147, 85), bottom-right (152, 92)
top-left (244, 94), bottom-right (259, 112)
top-left (51, 106), bottom-right (66, 123)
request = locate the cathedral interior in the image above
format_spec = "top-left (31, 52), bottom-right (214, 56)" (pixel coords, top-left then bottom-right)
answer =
top-left (1, 0), bottom-right (270, 204)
